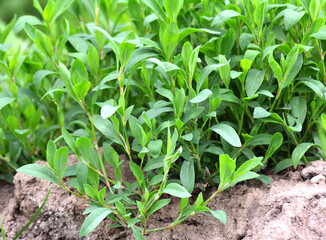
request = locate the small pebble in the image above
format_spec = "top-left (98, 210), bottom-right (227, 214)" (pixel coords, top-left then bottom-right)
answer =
top-left (311, 174), bottom-right (326, 184)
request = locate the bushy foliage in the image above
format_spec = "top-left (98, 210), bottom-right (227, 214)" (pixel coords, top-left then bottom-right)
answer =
top-left (0, 0), bottom-right (325, 238)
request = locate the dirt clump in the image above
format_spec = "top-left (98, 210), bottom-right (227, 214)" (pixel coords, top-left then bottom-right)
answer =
top-left (1, 157), bottom-right (326, 240)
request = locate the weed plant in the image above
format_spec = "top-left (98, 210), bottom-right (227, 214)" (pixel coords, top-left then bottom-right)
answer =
top-left (0, 0), bottom-right (325, 238)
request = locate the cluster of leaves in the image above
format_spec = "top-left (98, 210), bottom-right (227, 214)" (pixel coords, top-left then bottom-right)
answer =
top-left (0, 0), bottom-right (325, 238)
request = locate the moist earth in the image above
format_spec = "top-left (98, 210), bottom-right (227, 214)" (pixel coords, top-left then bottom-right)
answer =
top-left (1, 156), bottom-right (326, 240)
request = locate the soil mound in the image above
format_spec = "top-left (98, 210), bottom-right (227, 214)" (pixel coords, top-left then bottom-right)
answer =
top-left (1, 157), bottom-right (326, 240)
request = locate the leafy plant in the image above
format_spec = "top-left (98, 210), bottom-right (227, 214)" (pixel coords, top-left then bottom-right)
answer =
top-left (0, 0), bottom-right (325, 238)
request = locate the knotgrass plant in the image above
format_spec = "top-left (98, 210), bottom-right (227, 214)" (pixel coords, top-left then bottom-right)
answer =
top-left (0, 0), bottom-right (323, 238)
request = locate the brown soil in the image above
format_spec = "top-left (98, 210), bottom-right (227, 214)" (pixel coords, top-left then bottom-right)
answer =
top-left (1, 156), bottom-right (326, 240)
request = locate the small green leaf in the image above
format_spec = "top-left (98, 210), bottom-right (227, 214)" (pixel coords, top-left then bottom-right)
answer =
top-left (268, 53), bottom-right (282, 83)
top-left (190, 89), bottom-right (212, 103)
top-left (100, 105), bottom-right (120, 119)
top-left (196, 62), bottom-right (229, 93)
top-left (119, 42), bottom-right (136, 69)
top-left (79, 208), bottom-right (113, 237)
top-left (265, 133), bottom-right (283, 160)
top-left (219, 154), bottom-right (236, 188)
top-left (209, 209), bottom-right (227, 225)
top-left (130, 162), bottom-right (145, 185)
top-left (93, 115), bottom-right (123, 146)
top-left (34, 30), bottom-right (53, 58)
top-left (54, 147), bottom-right (68, 179)
top-left (161, 22), bottom-right (179, 60)
top-left (292, 143), bottom-right (316, 168)
top-left (148, 140), bottom-right (163, 158)
top-left (180, 159), bottom-right (195, 193)
top-left (0, 97), bottom-right (15, 110)
top-left (140, 0), bottom-right (167, 22)
top-left (253, 107), bottom-right (272, 119)
top-left (147, 199), bottom-right (171, 216)
top-left (219, 55), bottom-right (231, 88)
top-left (163, 183), bottom-right (192, 198)
top-left (163, 0), bottom-right (183, 22)
top-left (211, 10), bottom-right (240, 26)
top-left (87, 45), bottom-right (99, 75)
top-left (62, 128), bottom-right (78, 153)
top-left (17, 164), bottom-right (60, 185)
top-left (131, 227), bottom-right (146, 240)
top-left (74, 81), bottom-right (91, 100)
top-left (71, 59), bottom-right (88, 86)
top-left (52, 0), bottom-right (74, 22)
top-left (211, 124), bottom-right (242, 147)
top-left (274, 158), bottom-right (305, 175)
top-left (245, 69), bottom-right (266, 97)
top-left (233, 157), bottom-right (263, 180)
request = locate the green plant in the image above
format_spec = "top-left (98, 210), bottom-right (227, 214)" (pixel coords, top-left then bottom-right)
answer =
top-left (0, 0), bottom-right (324, 238)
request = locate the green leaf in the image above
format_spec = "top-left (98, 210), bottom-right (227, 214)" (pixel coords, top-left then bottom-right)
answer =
top-left (52, 0), bottom-right (75, 22)
top-left (211, 10), bottom-right (240, 26)
top-left (245, 69), bottom-right (266, 97)
top-left (196, 62), bottom-right (229, 93)
top-left (230, 171), bottom-right (260, 186)
top-left (17, 164), bottom-right (60, 185)
top-left (163, 183), bottom-right (192, 198)
top-left (46, 140), bottom-right (57, 169)
top-left (93, 115), bottom-right (123, 146)
top-left (54, 147), bottom-right (68, 179)
top-left (190, 89), bottom-right (212, 103)
top-left (233, 157), bottom-right (263, 180)
top-left (219, 154), bottom-right (236, 188)
top-left (74, 81), bottom-right (91, 100)
top-left (180, 159), bottom-right (195, 193)
top-left (211, 124), bottom-right (242, 147)
top-left (62, 128), bottom-right (78, 153)
top-left (33, 70), bottom-right (57, 91)
top-left (174, 88), bottom-right (186, 118)
top-left (283, 9), bottom-right (305, 30)
top-left (147, 199), bottom-right (171, 216)
top-left (76, 137), bottom-right (98, 168)
top-left (254, 0), bottom-right (268, 34)
top-left (311, 26), bottom-right (326, 40)
top-left (291, 96), bottom-right (307, 125)
top-left (309, 0), bottom-right (323, 21)
top-left (282, 54), bottom-right (303, 91)
top-left (253, 107), bottom-right (272, 119)
top-left (130, 162), bottom-right (145, 185)
top-left (34, 30), bottom-right (53, 58)
top-left (219, 55), bottom-right (231, 88)
top-left (87, 45), bottom-right (99, 75)
top-left (79, 208), bottom-right (113, 237)
top-left (161, 22), bottom-right (179, 60)
top-left (163, 0), bottom-right (183, 22)
top-left (268, 53), bottom-right (282, 83)
top-left (265, 133), bottom-right (283, 160)
top-left (119, 42), bottom-right (136, 69)
top-left (0, 97), bottom-right (15, 110)
top-left (100, 105), bottom-right (120, 119)
top-left (148, 140), bottom-right (163, 158)
top-left (131, 227), bottom-right (146, 240)
top-left (71, 59), bottom-right (88, 86)
top-left (0, 15), bottom-right (16, 43)
top-left (292, 143), bottom-right (316, 168)
top-left (209, 209), bottom-right (227, 225)
top-left (274, 158), bottom-right (305, 175)
top-left (140, 0), bottom-right (167, 22)
top-left (43, 0), bottom-right (55, 22)
top-left (129, 116), bottom-right (145, 146)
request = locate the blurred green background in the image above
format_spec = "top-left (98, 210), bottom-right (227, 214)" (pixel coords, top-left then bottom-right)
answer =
top-left (0, 0), bottom-right (46, 24)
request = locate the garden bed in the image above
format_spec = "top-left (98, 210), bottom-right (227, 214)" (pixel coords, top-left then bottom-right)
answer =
top-left (1, 156), bottom-right (326, 240)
